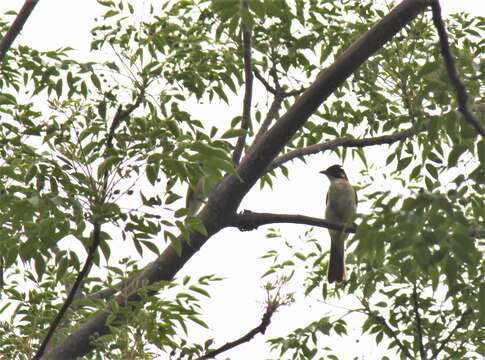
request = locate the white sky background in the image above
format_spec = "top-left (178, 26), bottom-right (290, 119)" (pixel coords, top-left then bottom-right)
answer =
top-left (0, 1), bottom-right (483, 359)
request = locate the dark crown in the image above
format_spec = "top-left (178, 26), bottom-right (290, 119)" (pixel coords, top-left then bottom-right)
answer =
top-left (322, 164), bottom-right (348, 179)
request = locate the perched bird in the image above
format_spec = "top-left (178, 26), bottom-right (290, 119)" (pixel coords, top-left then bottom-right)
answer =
top-left (320, 165), bottom-right (357, 283)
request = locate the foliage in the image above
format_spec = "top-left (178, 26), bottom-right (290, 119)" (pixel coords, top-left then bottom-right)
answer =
top-left (0, 0), bottom-right (483, 359)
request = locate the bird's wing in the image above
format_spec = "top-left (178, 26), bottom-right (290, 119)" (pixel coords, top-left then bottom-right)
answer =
top-left (354, 188), bottom-right (358, 205)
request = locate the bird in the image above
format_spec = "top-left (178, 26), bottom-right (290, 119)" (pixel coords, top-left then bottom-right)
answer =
top-left (320, 164), bottom-right (357, 283)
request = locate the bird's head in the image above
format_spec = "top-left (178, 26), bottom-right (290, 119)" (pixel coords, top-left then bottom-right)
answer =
top-left (319, 164), bottom-right (348, 180)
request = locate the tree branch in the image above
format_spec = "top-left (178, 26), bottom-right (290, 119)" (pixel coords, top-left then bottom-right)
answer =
top-left (412, 283), bottom-right (427, 360)
top-left (269, 127), bottom-right (417, 171)
top-left (43, 2), bottom-right (428, 358)
top-left (227, 210), bottom-right (356, 233)
top-left (429, 0), bottom-right (485, 136)
top-left (0, 0), bottom-right (40, 61)
top-left (36, 88), bottom-right (146, 358)
top-left (232, 0), bottom-right (253, 165)
top-left (361, 296), bottom-right (413, 359)
top-left (254, 67), bottom-right (277, 95)
top-left (253, 93), bottom-right (283, 144)
top-left (254, 67), bottom-right (305, 98)
top-left (107, 82), bottom-right (146, 149)
top-left (33, 222), bottom-right (101, 360)
top-left (197, 305), bottom-right (275, 360)
top-left (377, 314), bottom-right (414, 359)
top-left (431, 309), bottom-right (473, 360)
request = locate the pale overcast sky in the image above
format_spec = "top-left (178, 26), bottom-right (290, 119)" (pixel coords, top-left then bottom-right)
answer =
top-left (0, 1), bottom-right (483, 359)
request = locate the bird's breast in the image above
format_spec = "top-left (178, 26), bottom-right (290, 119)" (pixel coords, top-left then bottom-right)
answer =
top-left (325, 180), bottom-right (356, 222)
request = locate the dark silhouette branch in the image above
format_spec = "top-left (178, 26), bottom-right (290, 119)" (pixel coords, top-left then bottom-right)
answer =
top-left (412, 283), bottom-right (427, 360)
top-left (269, 127), bottom-right (417, 171)
top-left (33, 222), bottom-right (101, 360)
top-left (377, 314), bottom-right (414, 359)
top-left (429, 0), bottom-right (485, 136)
top-left (197, 277), bottom-right (290, 360)
top-left (0, 0), bottom-right (40, 61)
top-left (253, 67), bottom-right (305, 98)
top-left (107, 82), bottom-right (146, 149)
top-left (227, 210), bottom-right (356, 233)
top-left (254, 67), bottom-right (278, 95)
top-left (197, 305), bottom-right (275, 360)
top-left (431, 309), bottom-right (473, 360)
top-left (44, 2), bottom-right (429, 358)
top-left (253, 93), bottom-right (283, 144)
top-left (232, 0), bottom-right (253, 165)
top-left (361, 296), bottom-right (413, 359)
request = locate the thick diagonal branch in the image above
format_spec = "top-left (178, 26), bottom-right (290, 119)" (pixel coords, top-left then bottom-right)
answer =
top-left (232, 0), bottom-right (253, 165)
top-left (0, 0), bottom-right (40, 61)
top-left (44, 2), bottom-right (428, 358)
top-left (269, 127), bottom-right (417, 171)
top-left (228, 211), bottom-right (356, 233)
top-left (430, 0), bottom-right (484, 136)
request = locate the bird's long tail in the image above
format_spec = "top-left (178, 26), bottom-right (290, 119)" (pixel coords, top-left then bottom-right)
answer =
top-left (327, 242), bottom-right (346, 283)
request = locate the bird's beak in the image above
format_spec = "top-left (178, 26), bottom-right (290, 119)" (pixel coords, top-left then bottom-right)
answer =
top-left (319, 170), bottom-right (328, 175)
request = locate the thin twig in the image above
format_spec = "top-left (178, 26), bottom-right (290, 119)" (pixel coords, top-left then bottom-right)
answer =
top-left (360, 297), bottom-right (414, 359)
top-left (431, 309), bottom-right (473, 359)
top-left (232, 0), bottom-right (253, 165)
top-left (34, 86), bottom-right (146, 358)
top-left (106, 83), bottom-right (146, 150)
top-left (269, 127), bottom-right (417, 171)
top-left (254, 67), bottom-right (305, 98)
top-left (227, 210), bottom-right (357, 233)
top-left (250, 64), bottom-right (304, 146)
top-left (254, 67), bottom-right (277, 94)
top-left (0, 0), bottom-right (40, 60)
top-left (378, 314), bottom-right (414, 359)
top-left (253, 93), bottom-right (283, 144)
top-left (412, 282), bottom-right (427, 360)
top-left (33, 223), bottom-right (101, 360)
top-left (429, 0), bottom-right (484, 136)
top-left (197, 301), bottom-right (276, 359)
top-left (101, 83), bottom-right (146, 199)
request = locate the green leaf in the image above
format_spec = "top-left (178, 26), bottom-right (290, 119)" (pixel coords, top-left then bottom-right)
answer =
top-left (396, 156), bottom-right (412, 171)
top-left (91, 73), bottom-right (101, 90)
top-left (146, 164), bottom-right (159, 185)
top-left (448, 144), bottom-right (467, 167)
top-left (221, 128), bottom-right (247, 138)
top-left (97, 155), bottom-right (120, 178)
top-left (191, 142), bottom-right (228, 159)
top-left (189, 285), bottom-right (210, 298)
top-left (165, 231), bottom-right (182, 257)
top-left (186, 216), bottom-right (208, 236)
